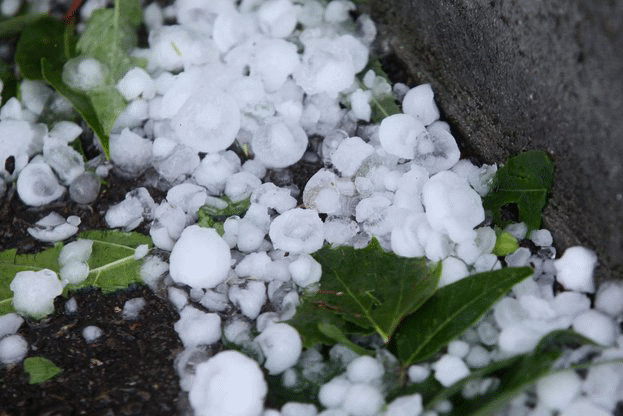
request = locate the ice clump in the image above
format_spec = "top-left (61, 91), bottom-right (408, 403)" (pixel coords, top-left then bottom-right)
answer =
top-left (122, 297), bottom-right (146, 320)
top-left (289, 254), bottom-right (322, 288)
top-left (319, 376), bottom-right (351, 409)
top-left (0, 334), bottom-right (28, 365)
top-left (105, 187), bottom-right (155, 231)
top-left (346, 356), bottom-right (384, 384)
top-left (0, 120), bottom-right (45, 178)
top-left (401, 84), bottom-right (440, 126)
top-left (379, 114), bottom-right (426, 159)
top-left (148, 25), bottom-right (219, 71)
top-left (572, 309), bottom-right (616, 346)
top-left (27, 212), bottom-right (80, 242)
top-left (193, 151), bottom-right (241, 194)
top-left (17, 160), bottom-right (65, 206)
top-left (0, 313), bottom-right (24, 339)
top-left (384, 394), bottom-right (423, 416)
top-left (10, 269), bottom-right (63, 318)
top-left (60, 261), bottom-right (89, 285)
top-left (595, 281), bottom-right (623, 317)
top-left (82, 325), bottom-right (103, 344)
top-left (269, 208), bottom-right (324, 253)
top-left (62, 57), bottom-right (110, 91)
top-left (116, 67), bottom-right (156, 101)
top-left (341, 383), bottom-right (384, 416)
top-left (252, 118), bottom-right (308, 168)
top-left (189, 350), bottom-right (267, 416)
top-left (174, 305), bottom-right (222, 348)
top-left (331, 136), bottom-right (374, 177)
top-left (432, 354), bottom-right (470, 387)
top-left (536, 370), bottom-right (582, 411)
top-left (229, 280), bottom-right (266, 319)
top-left (69, 172), bottom-right (101, 204)
top-left (169, 225), bottom-right (231, 289)
top-left (255, 323), bottom-right (302, 375)
top-left (281, 402), bottom-right (317, 416)
top-left (110, 128), bottom-right (153, 176)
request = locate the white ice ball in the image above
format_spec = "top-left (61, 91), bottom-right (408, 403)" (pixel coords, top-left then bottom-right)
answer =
top-left (554, 246), bottom-right (597, 293)
top-left (255, 323), bottom-right (302, 375)
top-left (269, 208), bottom-right (324, 253)
top-left (10, 269), bottom-right (63, 318)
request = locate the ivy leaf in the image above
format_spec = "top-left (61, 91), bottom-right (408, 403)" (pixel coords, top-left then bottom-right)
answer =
top-left (14, 16), bottom-right (67, 80)
top-left (23, 356), bottom-right (63, 384)
top-left (290, 239), bottom-right (441, 345)
top-left (482, 150), bottom-right (554, 231)
top-left (394, 267), bottom-right (533, 365)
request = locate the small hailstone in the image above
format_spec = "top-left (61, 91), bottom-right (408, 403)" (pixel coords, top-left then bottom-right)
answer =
top-left (60, 261), bottom-right (90, 285)
top-left (82, 325), bottom-right (103, 344)
top-left (385, 393), bottom-right (423, 416)
top-left (69, 172), bottom-right (101, 204)
top-left (116, 67), bottom-right (156, 101)
top-left (255, 323), bottom-right (302, 375)
top-left (493, 297), bottom-right (528, 329)
top-left (174, 305), bottom-right (222, 348)
top-left (407, 364), bottom-right (430, 383)
top-left (551, 291), bottom-right (590, 317)
top-left (229, 281), bottom-right (267, 319)
top-left (0, 334), bottom-right (28, 365)
top-left (572, 309), bottom-right (616, 346)
top-left (281, 402), bottom-right (317, 416)
top-left (341, 383), bottom-right (384, 416)
top-left (199, 289), bottom-right (229, 312)
top-left (64, 298), bottom-right (78, 314)
top-left (0, 313), bottom-right (24, 339)
top-left (536, 370), bottom-right (582, 411)
top-left (595, 281), bottom-right (623, 317)
top-left (257, 0), bottom-right (297, 38)
top-left (252, 118), bottom-right (308, 168)
top-left (134, 244), bottom-right (149, 260)
top-left (189, 350), bottom-right (267, 416)
top-left (518, 295), bottom-right (556, 320)
top-left (17, 161), bottom-right (65, 206)
top-left (122, 297), bottom-right (146, 320)
top-left (378, 113), bottom-right (426, 159)
top-left (269, 208), bottom-right (324, 254)
top-left (27, 212), bottom-right (80, 243)
top-left (223, 318), bottom-right (252, 345)
top-left (10, 269), bottom-right (63, 318)
top-left (225, 172), bottom-right (262, 202)
top-left (105, 188), bottom-right (155, 231)
top-left (555, 246), bottom-right (598, 293)
top-left (504, 223), bottom-right (528, 240)
top-left (438, 257), bottom-right (469, 287)
top-left (432, 354), bottom-right (470, 387)
top-left (505, 247), bottom-right (531, 268)
top-left (288, 254), bottom-right (322, 288)
top-left (1, 0), bottom-right (21, 16)
top-left (169, 225), bottom-right (232, 289)
top-left (529, 229), bottom-right (553, 247)
top-left (140, 256), bottom-right (169, 289)
top-left (412, 124), bottom-right (460, 174)
top-left (62, 57), bottom-right (110, 91)
top-left (447, 340), bottom-right (470, 358)
top-left (349, 89), bottom-right (372, 122)
top-left (193, 150), bottom-right (241, 194)
top-left (583, 364), bottom-right (621, 410)
top-left (558, 399), bottom-right (612, 416)
top-left (346, 356), bottom-right (384, 383)
top-left (476, 321), bottom-right (498, 346)
top-left (402, 84), bottom-right (440, 126)
top-left (59, 239), bottom-right (93, 266)
top-left (109, 128), bottom-right (152, 176)
top-left (465, 345), bottom-right (491, 368)
top-left (319, 376), bottom-right (351, 409)
top-left (498, 323), bottom-right (543, 354)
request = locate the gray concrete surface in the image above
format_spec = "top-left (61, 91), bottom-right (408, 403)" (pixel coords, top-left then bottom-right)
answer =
top-left (364, 0), bottom-right (623, 281)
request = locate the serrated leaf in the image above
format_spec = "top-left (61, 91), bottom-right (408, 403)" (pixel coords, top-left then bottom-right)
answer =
top-left (482, 150), bottom-right (554, 231)
top-left (443, 330), bottom-right (597, 416)
top-left (394, 267), bottom-right (533, 365)
top-left (41, 58), bottom-right (110, 158)
top-left (290, 239), bottom-right (441, 345)
top-left (15, 16), bottom-right (67, 80)
top-left (66, 230), bottom-right (152, 294)
top-left (23, 356), bottom-right (63, 384)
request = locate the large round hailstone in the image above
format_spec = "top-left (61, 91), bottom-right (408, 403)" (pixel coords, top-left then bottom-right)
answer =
top-left (169, 225), bottom-right (231, 289)
top-left (171, 88), bottom-right (240, 153)
top-left (251, 118), bottom-right (307, 168)
top-left (269, 208), bottom-right (324, 253)
top-left (16, 161), bottom-right (65, 206)
top-left (189, 350), bottom-right (267, 416)
top-left (412, 124), bottom-right (461, 174)
top-left (379, 113), bottom-right (427, 159)
top-left (10, 269), bottom-right (63, 318)
top-left (62, 57), bottom-right (110, 91)
top-left (422, 171), bottom-right (485, 243)
top-left (255, 323), bottom-right (302, 375)
top-left (402, 84), bottom-right (440, 126)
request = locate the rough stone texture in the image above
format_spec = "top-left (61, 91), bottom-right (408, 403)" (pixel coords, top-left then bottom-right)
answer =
top-left (364, 0), bottom-right (623, 281)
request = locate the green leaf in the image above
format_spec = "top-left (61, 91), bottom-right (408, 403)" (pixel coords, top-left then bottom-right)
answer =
top-left (87, 86), bottom-right (128, 137)
top-left (76, 3), bottom-right (140, 80)
top-left (493, 231), bottom-right (519, 256)
top-left (23, 356), bottom-right (63, 384)
top-left (394, 267), bottom-right (533, 365)
top-left (317, 321), bottom-right (374, 356)
top-left (118, 0), bottom-right (143, 27)
top-left (41, 58), bottom-right (111, 158)
top-left (290, 239), bottom-right (441, 345)
top-left (357, 56), bottom-right (401, 123)
top-left (198, 197), bottom-right (251, 235)
top-left (0, 13), bottom-right (46, 38)
top-left (0, 58), bottom-right (17, 105)
top-left (445, 330), bottom-right (597, 416)
top-left (482, 150), bottom-right (554, 231)
top-left (67, 230), bottom-right (152, 294)
top-left (15, 16), bottom-right (67, 79)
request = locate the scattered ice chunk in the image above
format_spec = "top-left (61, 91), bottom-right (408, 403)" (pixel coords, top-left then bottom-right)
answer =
top-left (10, 269), bottom-right (62, 318)
top-left (193, 150), bottom-right (241, 194)
top-left (60, 261), bottom-right (89, 285)
top-left (27, 212), bottom-right (79, 242)
top-left (583, 364), bottom-right (621, 410)
top-left (498, 323), bottom-right (543, 354)
top-left (1, 0), bottom-right (21, 16)
top-left (289, 254), bottom-right (322, 288)
top-left (116, 67), bottom-right (156, 101)
top-left (391, 213), bottom-right (426, 258)
top-left (323, 217), bottom-right (359, 246)
top-left (465, 345), bottom-right (491, 368)
top-left (379, 113), bottom-right (426, 159)
top-left (594, 281), bottom-right (623, 317)
top-left (69, 172), bottom-right (101, 204)
top-left (17, 160), bottom-right (65, 206)
top-left (252, 118), bottom-right (308, 168)
top-left (504, 222), bottom-right (528, 240)
top-left (252, 38), bottom-right (300, 92)
top-left (447, 340), bottom-right (470, 358)
top-left (105, 188), bottom-right (155, 231)
top-left (134, 244), bottom-right (149, 260)
top-left (402, 84), bottom-right (440, 126)
top-left (225, 172), bottom-right (262, 202)
top-left (349, 89), bottom-right (371, 122)
top-left (62, 56), bottom-right (110, 91)
top-left (341, 383), bottom-right (384, 416)
top-left (518, 294), bottom-right (556, 320)
top-left (393, 165), bottom-right (428, 211)
top-left (324, 0), bottom-right (356, 23)
top-left (154, 143), bottom-right (201, 183)
top-left (168, 287), bottom-right (188, 311)
top-left (438, 257), bottom-right (468, 287)
top-left (346, 356), bottom-right (384, 383)
top-left (255, 323), bottom-right (302, 375)
top-left (0, 313), bottom-right (24, 339)
top-left (269, 208), bottom-right (324, 253)
top-left (281, 402), bottom-right (317, 416)
top-left (407, 364), bottom-right (430, 383)
top-left (20, 80), bottom-right (53, 116)
top-left (213, 11), bottom-right (257, 52)
top-left (110, 128), bottom-right (152, 176)
top-left (59, 239), bottom-right (93, 266)
top-left (331, 136), bottom-right (374, 177)
top-left (0, 334), bottom-right (28, 365)
top-left (200, 289), bottom-right (230, 312)
top-left (65, 297), bottom-right (77, 314)
top-left (536, 370), bottom-right (582, 411)
top-left (82, 325), bottom-right (103, 344)
top-left (122, 297), bottom-right (146, 320)
top-left (477, 321), bottom-right (498, 346)
top-left (572, 309), bottom-right (616, 346)
top-left (319, 376), bottom-right (351, 409)
top-left (423, 171), bottom-right (485, 243)
top-left (140, 255), bottom-right (169, 289)
top-left (251, 183), bottom-right (297, 214)
top-left (529, 229), bottom-right (553, 247)
top-left (189, 350), bottom-right (267, 416)
top-left (554, 246), bottom-right (597, 293)
top-left (229, 280), bottom-right (267, 319)
top-left (169, 225), bottom-right (232, 289)
top-left (385, 393), bottom-right (423, 416)
top-left (167, 183), bottom-right (208, 215)
top-left (432, 354), bottom-right (470, 387)
top-left (174, 305), bottom-right (222, 348)
top-left (505, 247), bottom-right (531, 268)
top-left (172, 87), bottom-right (241, 154)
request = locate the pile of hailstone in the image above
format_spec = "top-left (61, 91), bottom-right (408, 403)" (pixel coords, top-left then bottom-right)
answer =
top-left (1, 1), bottom-right (623, 416)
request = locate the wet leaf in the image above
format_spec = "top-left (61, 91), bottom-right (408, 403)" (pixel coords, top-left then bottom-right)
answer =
top-left (290, 239), bottom-right (441, 345)
top-left (394, 267), bottom-right (533, 365)
top-left (482, 150), bottom-right (554, 231)
top-left (23, 356), bottom-right (63, 384)
top-left (15, 16), bottom-right (67, 80)
top-left (0, 13), bottom-right (45, 38)
top-left (356, 56), bottom-right (401, 122)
